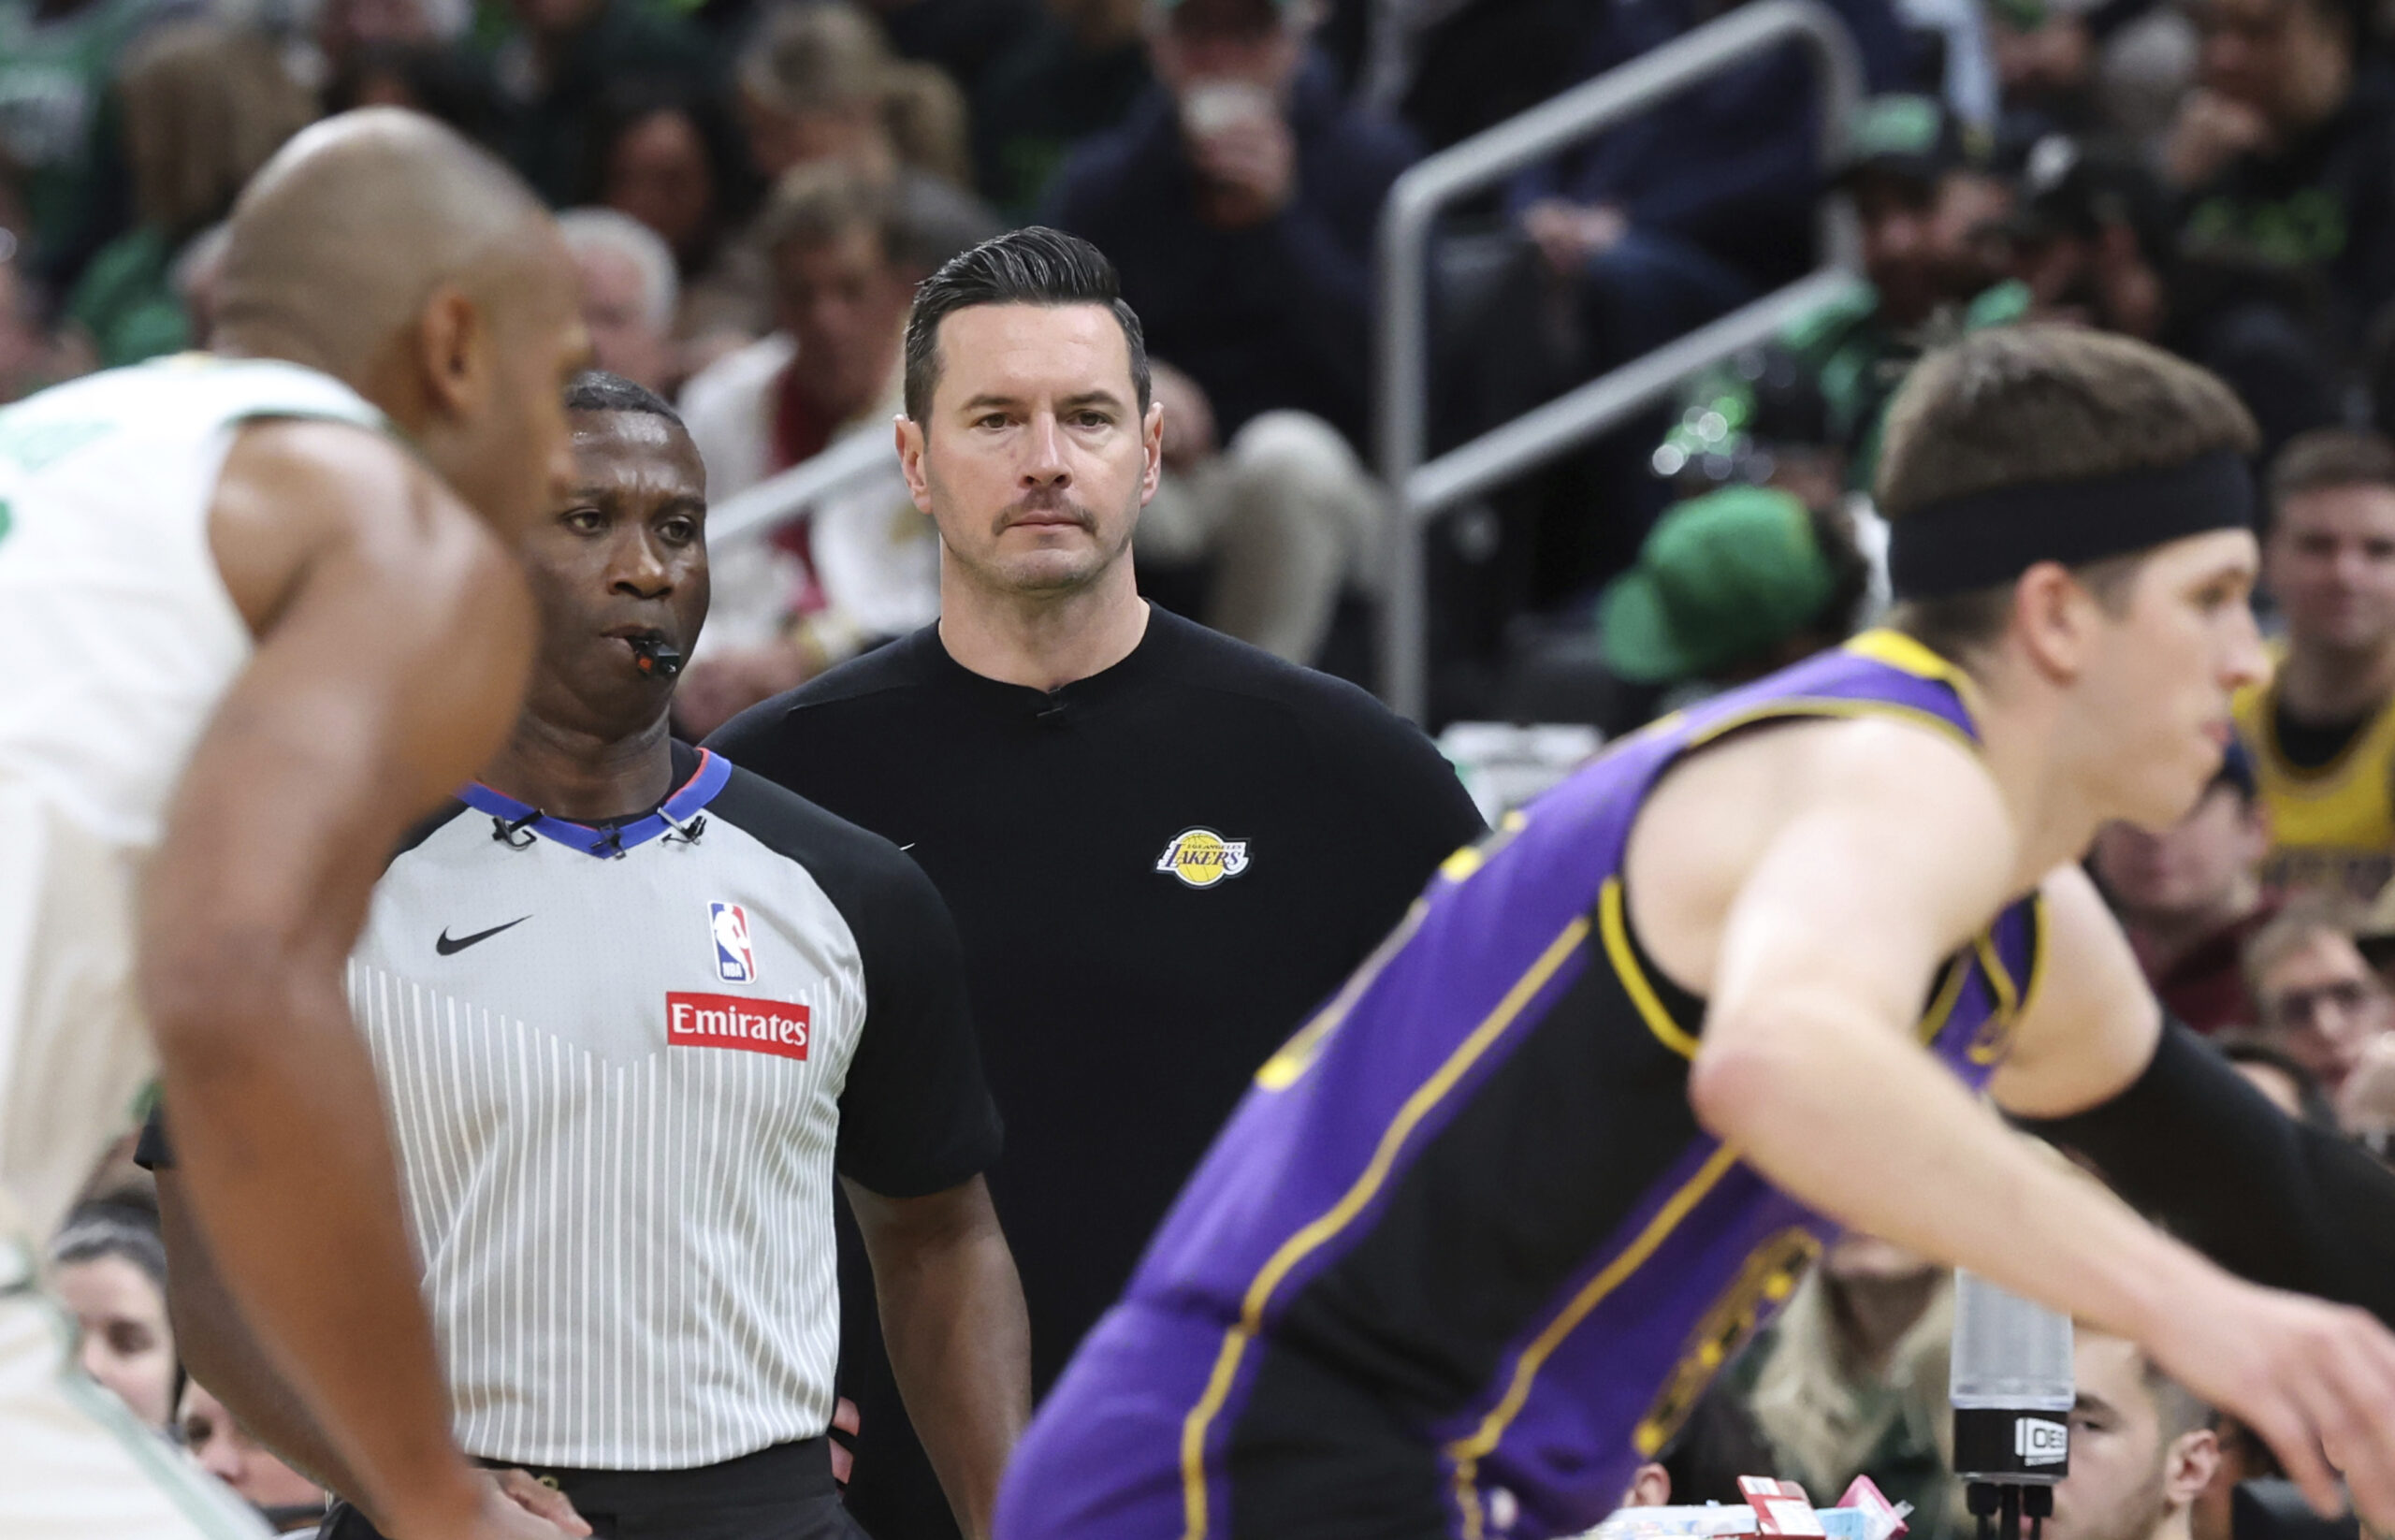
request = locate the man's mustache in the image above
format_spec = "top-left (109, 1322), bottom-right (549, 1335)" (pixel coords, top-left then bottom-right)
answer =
top-left (994, 489), bottom-right (1098, 534)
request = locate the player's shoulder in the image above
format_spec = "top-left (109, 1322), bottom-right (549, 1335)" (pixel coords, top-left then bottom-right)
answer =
top-left (214, 414), bottom-right (512, 618)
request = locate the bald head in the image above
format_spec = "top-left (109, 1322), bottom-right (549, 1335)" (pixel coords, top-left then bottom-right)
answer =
top-left (214, 109), bottom-right (561, 383)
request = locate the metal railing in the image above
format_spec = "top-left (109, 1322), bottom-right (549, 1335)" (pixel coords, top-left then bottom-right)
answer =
top-left (707, 428), bottom-right (899, 550)
top-left (1374, 0), bottom-right (1865, 721)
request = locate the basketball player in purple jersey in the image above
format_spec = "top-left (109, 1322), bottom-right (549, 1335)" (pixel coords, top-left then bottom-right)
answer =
top-left (996, 328), bottom-right (2395, 1540)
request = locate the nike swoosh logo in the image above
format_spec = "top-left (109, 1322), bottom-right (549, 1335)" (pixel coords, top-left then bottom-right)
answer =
top-left (435, 917), bottom-right (530, 955)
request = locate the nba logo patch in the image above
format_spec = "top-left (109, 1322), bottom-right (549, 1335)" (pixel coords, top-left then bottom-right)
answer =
top-left (709, 902), bottom-right (757, 982)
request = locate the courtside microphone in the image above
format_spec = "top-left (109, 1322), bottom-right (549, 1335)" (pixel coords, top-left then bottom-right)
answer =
top-left (628, 635), bottom-right (684, 679)
top-left (1952, 1271), bottom-right (2073, 1540)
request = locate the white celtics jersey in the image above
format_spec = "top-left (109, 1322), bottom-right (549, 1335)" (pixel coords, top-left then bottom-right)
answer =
top-left (0, 355), bottom-right (386, 1245)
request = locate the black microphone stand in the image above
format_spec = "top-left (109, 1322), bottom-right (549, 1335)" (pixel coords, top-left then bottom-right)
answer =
top-left (1968, 1478), bottom-right (2054, 1540)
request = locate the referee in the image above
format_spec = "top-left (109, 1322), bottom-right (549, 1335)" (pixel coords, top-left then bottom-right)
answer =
top-left (142, 373), bottom-right (1030, 1540)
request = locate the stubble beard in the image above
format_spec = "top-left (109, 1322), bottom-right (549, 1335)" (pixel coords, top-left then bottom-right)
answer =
top-left (964, 486), bottom-right (1139, 598)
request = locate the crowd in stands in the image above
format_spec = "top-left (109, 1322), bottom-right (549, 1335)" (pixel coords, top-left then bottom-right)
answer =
top-left (27, 0), bottom-right (2395, 1525)
top-left (5, 0), bottom-right (2395, 724)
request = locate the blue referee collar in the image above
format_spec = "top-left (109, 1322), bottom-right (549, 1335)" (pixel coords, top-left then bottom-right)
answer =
top-left (460, 748), bottom-right (733, 858)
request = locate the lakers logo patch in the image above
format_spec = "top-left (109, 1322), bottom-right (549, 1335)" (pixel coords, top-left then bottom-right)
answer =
top-left (1154, 828), bottom-right (1251, 889)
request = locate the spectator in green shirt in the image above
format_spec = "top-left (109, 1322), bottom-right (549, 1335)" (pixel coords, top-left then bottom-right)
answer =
top-left (0, 0), bottom-right (188, 283)
top-left (1662, 94), bottom-right (2030, 494)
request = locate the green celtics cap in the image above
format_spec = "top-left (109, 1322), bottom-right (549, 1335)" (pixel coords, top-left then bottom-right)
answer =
top-left (1599, 487), bottom-right (1839, 686)
top-left (1838, 94), bottom-right (1972, 188)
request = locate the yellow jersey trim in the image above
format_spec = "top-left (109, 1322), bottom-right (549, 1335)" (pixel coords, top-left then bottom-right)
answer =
top-left (1684, 696), bottom-right (1979, 757)
top-left (1915, 956), bottom-right (1967, 1045)
top-left (1179, 915), bottom-right (1593, 1540)
top-left (1598, 878), bottom-right (1699, 1060)
top-left (2015, 893), bottom-right (2051, 1031)
top-left (1972, 930), bottom-right (2020, 1021)
top-left (1843, 628), bottom-right (1987, 718)
top-left (1444, 1144), bottom-right (1746, 1539)
top-left (1256, 899), bottom-right (1430, 1092)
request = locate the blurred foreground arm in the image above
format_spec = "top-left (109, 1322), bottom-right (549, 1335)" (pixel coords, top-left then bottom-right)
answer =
top-left (2006, 986), bottom-right (2395, 1323)
top-left (155, 1166), bottom-right (591, 1535)
top-left (1682, 723), bottom-right (2395, 1522)
top-left (139, 422), bottom-right (557, 1540)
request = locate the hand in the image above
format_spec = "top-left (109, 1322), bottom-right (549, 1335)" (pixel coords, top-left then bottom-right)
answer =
top-left (2166, 90), bottom-right (2269, 187)
top-left (1190, 114), bottom-right (1296, 227)
top-left (491, 1470), bottom-right (591, 1537)
top-left (1148, 362), bottom-right (1217, 473)
top-left (2337, 1033), bottom-right (2395, 1139)
top-left (2144, 1273), bottom-right (2395, 1527)
top-left (386, 1480), bottom-right (587, 1540)
top-left (1521, 199), bottom-right (1630, 278)
top-left (831, 1395), bottom-right (862, 1486)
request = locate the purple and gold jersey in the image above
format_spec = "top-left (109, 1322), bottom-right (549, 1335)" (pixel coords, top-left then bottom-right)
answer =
top-left (997, 632), bottom-right (2045, 1540)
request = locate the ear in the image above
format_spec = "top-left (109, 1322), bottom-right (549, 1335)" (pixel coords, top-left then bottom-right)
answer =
top-left (1622, 1462), bottom-right (1673, 1509)
top-left (2165, 1428), bottom-right (2220, 1511)
top-left (897, 414), bottom-right (933, 516)
top-left (414, 284), bottom-right (490, 423)
top-left (1140, 400), bottom-right (1164, 506)
top-left (2010, 559), bottom-right (2107, 682)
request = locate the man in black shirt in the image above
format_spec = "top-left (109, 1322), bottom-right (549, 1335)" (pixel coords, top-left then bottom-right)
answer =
top-left (708, 227), bottom-right (1484, 1539)
top-left (2166, 0), bottom-right (2395, 328)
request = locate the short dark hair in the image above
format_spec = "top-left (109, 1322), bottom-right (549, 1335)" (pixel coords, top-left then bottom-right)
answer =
top-left (1877, 327), bottom-right (2257, 661)
top-left (2269, 427), bottom-right (2395, 509)
top-left (565, 369), bottom-right (683, 427)
top-left (902, 225), bottom-right (1150, 428)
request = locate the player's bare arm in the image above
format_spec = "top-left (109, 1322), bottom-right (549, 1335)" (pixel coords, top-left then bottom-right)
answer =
top-left (153, 1162), bottom-right (363, 1498)
top-left (846, 1173), bottom-right (1032, 1540)
top-left (1993, 865), bottom-right (2395, 1518)
top-left (152, 1165), bottom-right (594, 1536)
top-left (1651, 705), bottom-right (2395, 1525)
top-left (1640, 719), bottom-right (2326, 1467)
top-left (139, 417), bottom-right (559, 1540)
top-left (2005, 879), bottom-right (2395, 1323)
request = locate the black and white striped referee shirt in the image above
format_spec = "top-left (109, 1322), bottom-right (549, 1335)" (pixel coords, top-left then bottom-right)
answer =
top-left (147, 742), bottom-right (999, 1471)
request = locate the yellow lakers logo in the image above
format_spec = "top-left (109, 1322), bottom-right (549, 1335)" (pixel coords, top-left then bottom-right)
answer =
top-left (1155, 828), bottom-right (1251, 889)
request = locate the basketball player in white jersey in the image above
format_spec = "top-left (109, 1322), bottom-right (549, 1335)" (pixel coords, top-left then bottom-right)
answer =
top-left (0, 110), bottom-right (590, 1540)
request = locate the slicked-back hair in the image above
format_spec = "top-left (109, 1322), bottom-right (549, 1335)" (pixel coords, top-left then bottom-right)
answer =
top-left (1876, 327), bottom-right (2257, 661)
top-left (902, 225), bottom-right (1150, 429)
top-left (565, 369), bottom-right (684, 427)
